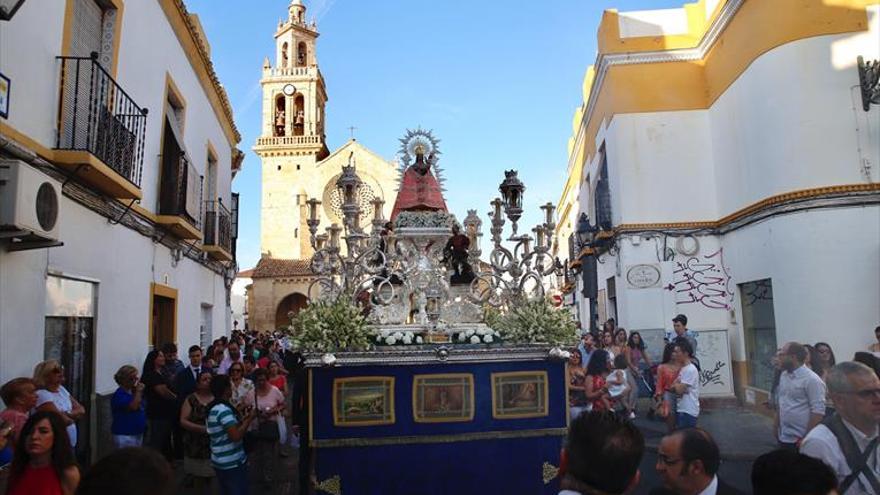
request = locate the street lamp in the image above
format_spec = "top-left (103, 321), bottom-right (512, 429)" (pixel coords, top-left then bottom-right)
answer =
top-left (0, 0), bottom-right (26, 21)
top-left (576, 212), bottom-right (594, 249)
top-left (576, 212), bottom-right (599, 334)
top-left (498, 170), bottom-right (525, 234)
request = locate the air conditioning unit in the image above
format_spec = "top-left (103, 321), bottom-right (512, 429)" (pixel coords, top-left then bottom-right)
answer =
top-left (0, 160), bottom-right (62, 243)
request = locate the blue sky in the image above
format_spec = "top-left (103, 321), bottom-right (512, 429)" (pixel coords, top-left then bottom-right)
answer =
top-left (185, 0), bottom-right (685, 271)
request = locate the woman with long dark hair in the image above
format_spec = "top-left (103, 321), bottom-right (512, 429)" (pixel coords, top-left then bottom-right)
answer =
top-left (141, 350), bottom-right (177, 460)
top-left (654, 343), bottom-right (680, 432)
top-left (584, 349), bottom-right (612, 412)
top-left (567, 349), bottom-right (588, 420)
top-left (813, 342), bottom-right (836, 379)
top-left (7, 411), bottom-right (79, 495)
top-left (625, 331), bottom-right (653, 417)
top-left (180, 370), bottom-right (215, 494)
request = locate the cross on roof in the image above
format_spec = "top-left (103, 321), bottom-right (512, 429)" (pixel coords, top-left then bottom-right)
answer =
top-left (348, 126), bottom-right (357, 139)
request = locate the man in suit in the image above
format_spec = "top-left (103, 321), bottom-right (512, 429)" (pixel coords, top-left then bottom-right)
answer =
top-left (172, 345), bottom-right (211, 401)
top-left (651, 428), bottom-right (744, 495)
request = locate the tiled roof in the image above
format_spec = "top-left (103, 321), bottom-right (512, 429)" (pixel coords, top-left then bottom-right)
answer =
top-left (251, 258), bottom-right (314, 278)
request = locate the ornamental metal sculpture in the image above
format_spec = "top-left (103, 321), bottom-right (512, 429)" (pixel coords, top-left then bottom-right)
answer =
top-left (304, 130), bottom-right (564, 332)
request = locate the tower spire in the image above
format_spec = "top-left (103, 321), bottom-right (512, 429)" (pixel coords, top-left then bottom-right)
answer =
top-left (289, 0), bottom-right (306, 25)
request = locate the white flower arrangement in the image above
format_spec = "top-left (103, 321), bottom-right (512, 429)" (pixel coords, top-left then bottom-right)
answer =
top-left (376, 330), bottom-right (424, 346)
top-left (469, 335), bottom-right (481, 344)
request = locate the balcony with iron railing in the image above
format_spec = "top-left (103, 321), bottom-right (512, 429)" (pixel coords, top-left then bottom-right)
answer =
top-left (203, 199), bottom-right (233, 262)
top-left (54, 52), bottom-right (147, 200)
top-left (156, 153), bottom-right (202, 240)
top-left (231, 192), bottom-right (239, 260)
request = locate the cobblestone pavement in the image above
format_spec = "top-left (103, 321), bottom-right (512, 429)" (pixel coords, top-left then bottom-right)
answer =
top-left (174, 446), bottom-right (300, 495)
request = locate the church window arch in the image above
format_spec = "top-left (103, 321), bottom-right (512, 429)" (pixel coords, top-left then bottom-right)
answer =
top-left (281, 42), bottom-right (289, 68)
top-left (274, 94), bottom-right (286, 136)
top-left (293, 95), bottom-right (305, 136)
top-left (297, 42), bottom-right (307, 67)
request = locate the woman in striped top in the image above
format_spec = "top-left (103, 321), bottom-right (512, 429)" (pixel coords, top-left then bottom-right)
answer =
top-left (207, 374), bottom-right (255, 495)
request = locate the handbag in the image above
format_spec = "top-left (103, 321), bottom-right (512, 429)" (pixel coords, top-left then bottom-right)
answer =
top-left (246, 392), bottom-right (280, 446)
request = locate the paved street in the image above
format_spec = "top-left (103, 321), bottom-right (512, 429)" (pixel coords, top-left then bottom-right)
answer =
top-left (175, 447), bottom-right (299, 495)
top-left (630, 399), bottom-right (776, 494)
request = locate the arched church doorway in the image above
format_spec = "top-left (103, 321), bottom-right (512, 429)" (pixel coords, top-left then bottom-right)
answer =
top-left (275, 292), bottom-right (308, 329)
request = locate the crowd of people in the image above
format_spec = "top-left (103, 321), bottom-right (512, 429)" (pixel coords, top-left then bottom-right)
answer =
top-left (0, 329), bottom-right (305, 495)
top-left (0, 319), bottom-right (877, 495)
top-left (565, 317), bottom-right (880, 495)
top-left (570, 314), bottom-right (702, 429)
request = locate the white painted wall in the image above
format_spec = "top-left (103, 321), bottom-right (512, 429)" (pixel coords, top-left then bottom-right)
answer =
top-left (723, 207), bottom-right (880, 364)
top-left (710, 16), bottom-right (880, 214)
top-left (0, 196), bottom-right (230, 394)
top-left (570, 24), bottom-right (880, 396)
top-left (606, 111), bottom-right (719, 224)
top-left (618, 8), bottom-right (689, 38)
top-left (0, 0), bottom-right (239, 396)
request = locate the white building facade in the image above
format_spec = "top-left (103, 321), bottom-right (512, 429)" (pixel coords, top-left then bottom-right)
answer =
top-left (0, 0), bottom-right (242, 459)
top-left (560, 0), bottom-right (880, 402)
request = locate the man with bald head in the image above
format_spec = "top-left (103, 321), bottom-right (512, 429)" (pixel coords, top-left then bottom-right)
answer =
top-left (801, 361), bottom-right (880, 494)
top-left (775, 341), bottom-right (826, 449)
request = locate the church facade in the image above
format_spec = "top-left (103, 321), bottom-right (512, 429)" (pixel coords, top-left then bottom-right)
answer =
top-left (247, 0), bottom-right (399, 332)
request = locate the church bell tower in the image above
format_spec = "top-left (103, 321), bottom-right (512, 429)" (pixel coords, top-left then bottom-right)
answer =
top-left (255, 0), bottom-right (329, 260)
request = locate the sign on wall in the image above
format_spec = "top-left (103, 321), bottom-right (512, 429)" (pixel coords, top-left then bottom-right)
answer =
top-left (625, 264), bottom-right (662, 289)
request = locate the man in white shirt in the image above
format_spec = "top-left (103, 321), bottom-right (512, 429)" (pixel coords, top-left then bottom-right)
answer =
top-left (775, 342), bottom-right (826, 449)
top-left (670, 340), bottom-right (700, 429)
top-left (801, 361), bottom-right (880, 494)
top-left (217, 341), bottom-right (244, 375)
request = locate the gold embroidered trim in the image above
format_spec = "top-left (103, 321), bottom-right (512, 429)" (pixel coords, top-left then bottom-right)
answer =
top-left (315, 475), bottom-right (341, 495)
top-left (311, 427), bottom-right (567, 448)
top-left (543, 462), bottom-right (560, 484)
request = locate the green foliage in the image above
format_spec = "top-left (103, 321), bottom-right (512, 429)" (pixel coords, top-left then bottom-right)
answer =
top-left (485, 299), bottom-right (578, 346)
top-left (286, 297), bottom-right (373, 352)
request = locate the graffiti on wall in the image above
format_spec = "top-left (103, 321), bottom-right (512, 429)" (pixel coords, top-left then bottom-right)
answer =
top-left (700, 361), bottom-right (727, 387)
top-left (665, 248), bottom-right (734, 310)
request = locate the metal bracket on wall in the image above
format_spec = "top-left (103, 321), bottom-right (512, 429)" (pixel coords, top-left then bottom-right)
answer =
top-left (108, 199), bottom-right (138, 225)
top-left (858, 56), bottom-right (880, 111)
top-left (60, 164), bottom-right (88, 189)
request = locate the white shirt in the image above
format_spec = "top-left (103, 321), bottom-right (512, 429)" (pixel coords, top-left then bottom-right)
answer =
top-left (676, 362), bottom-right (701, 417)
top-left (36, 386), bottom-right (77, 447)
top-left (217, 355), bottom-right (243, 375)
top-left (697, 475), bottom-right (719, 495)
top-left (801, 419), bottom-right (879, 495)
top-left (777, 365), bottom-right (826, 443)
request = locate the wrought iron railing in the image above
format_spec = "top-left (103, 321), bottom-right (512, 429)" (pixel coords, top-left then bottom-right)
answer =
top-left (159, 153), bottom-right (202, 229)
top-left (231, 193), bottom-right (240, 259)
top-left (56, 53), bottom-right (147, 188)
top-left (204, 199), bottom-right (232, 255)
